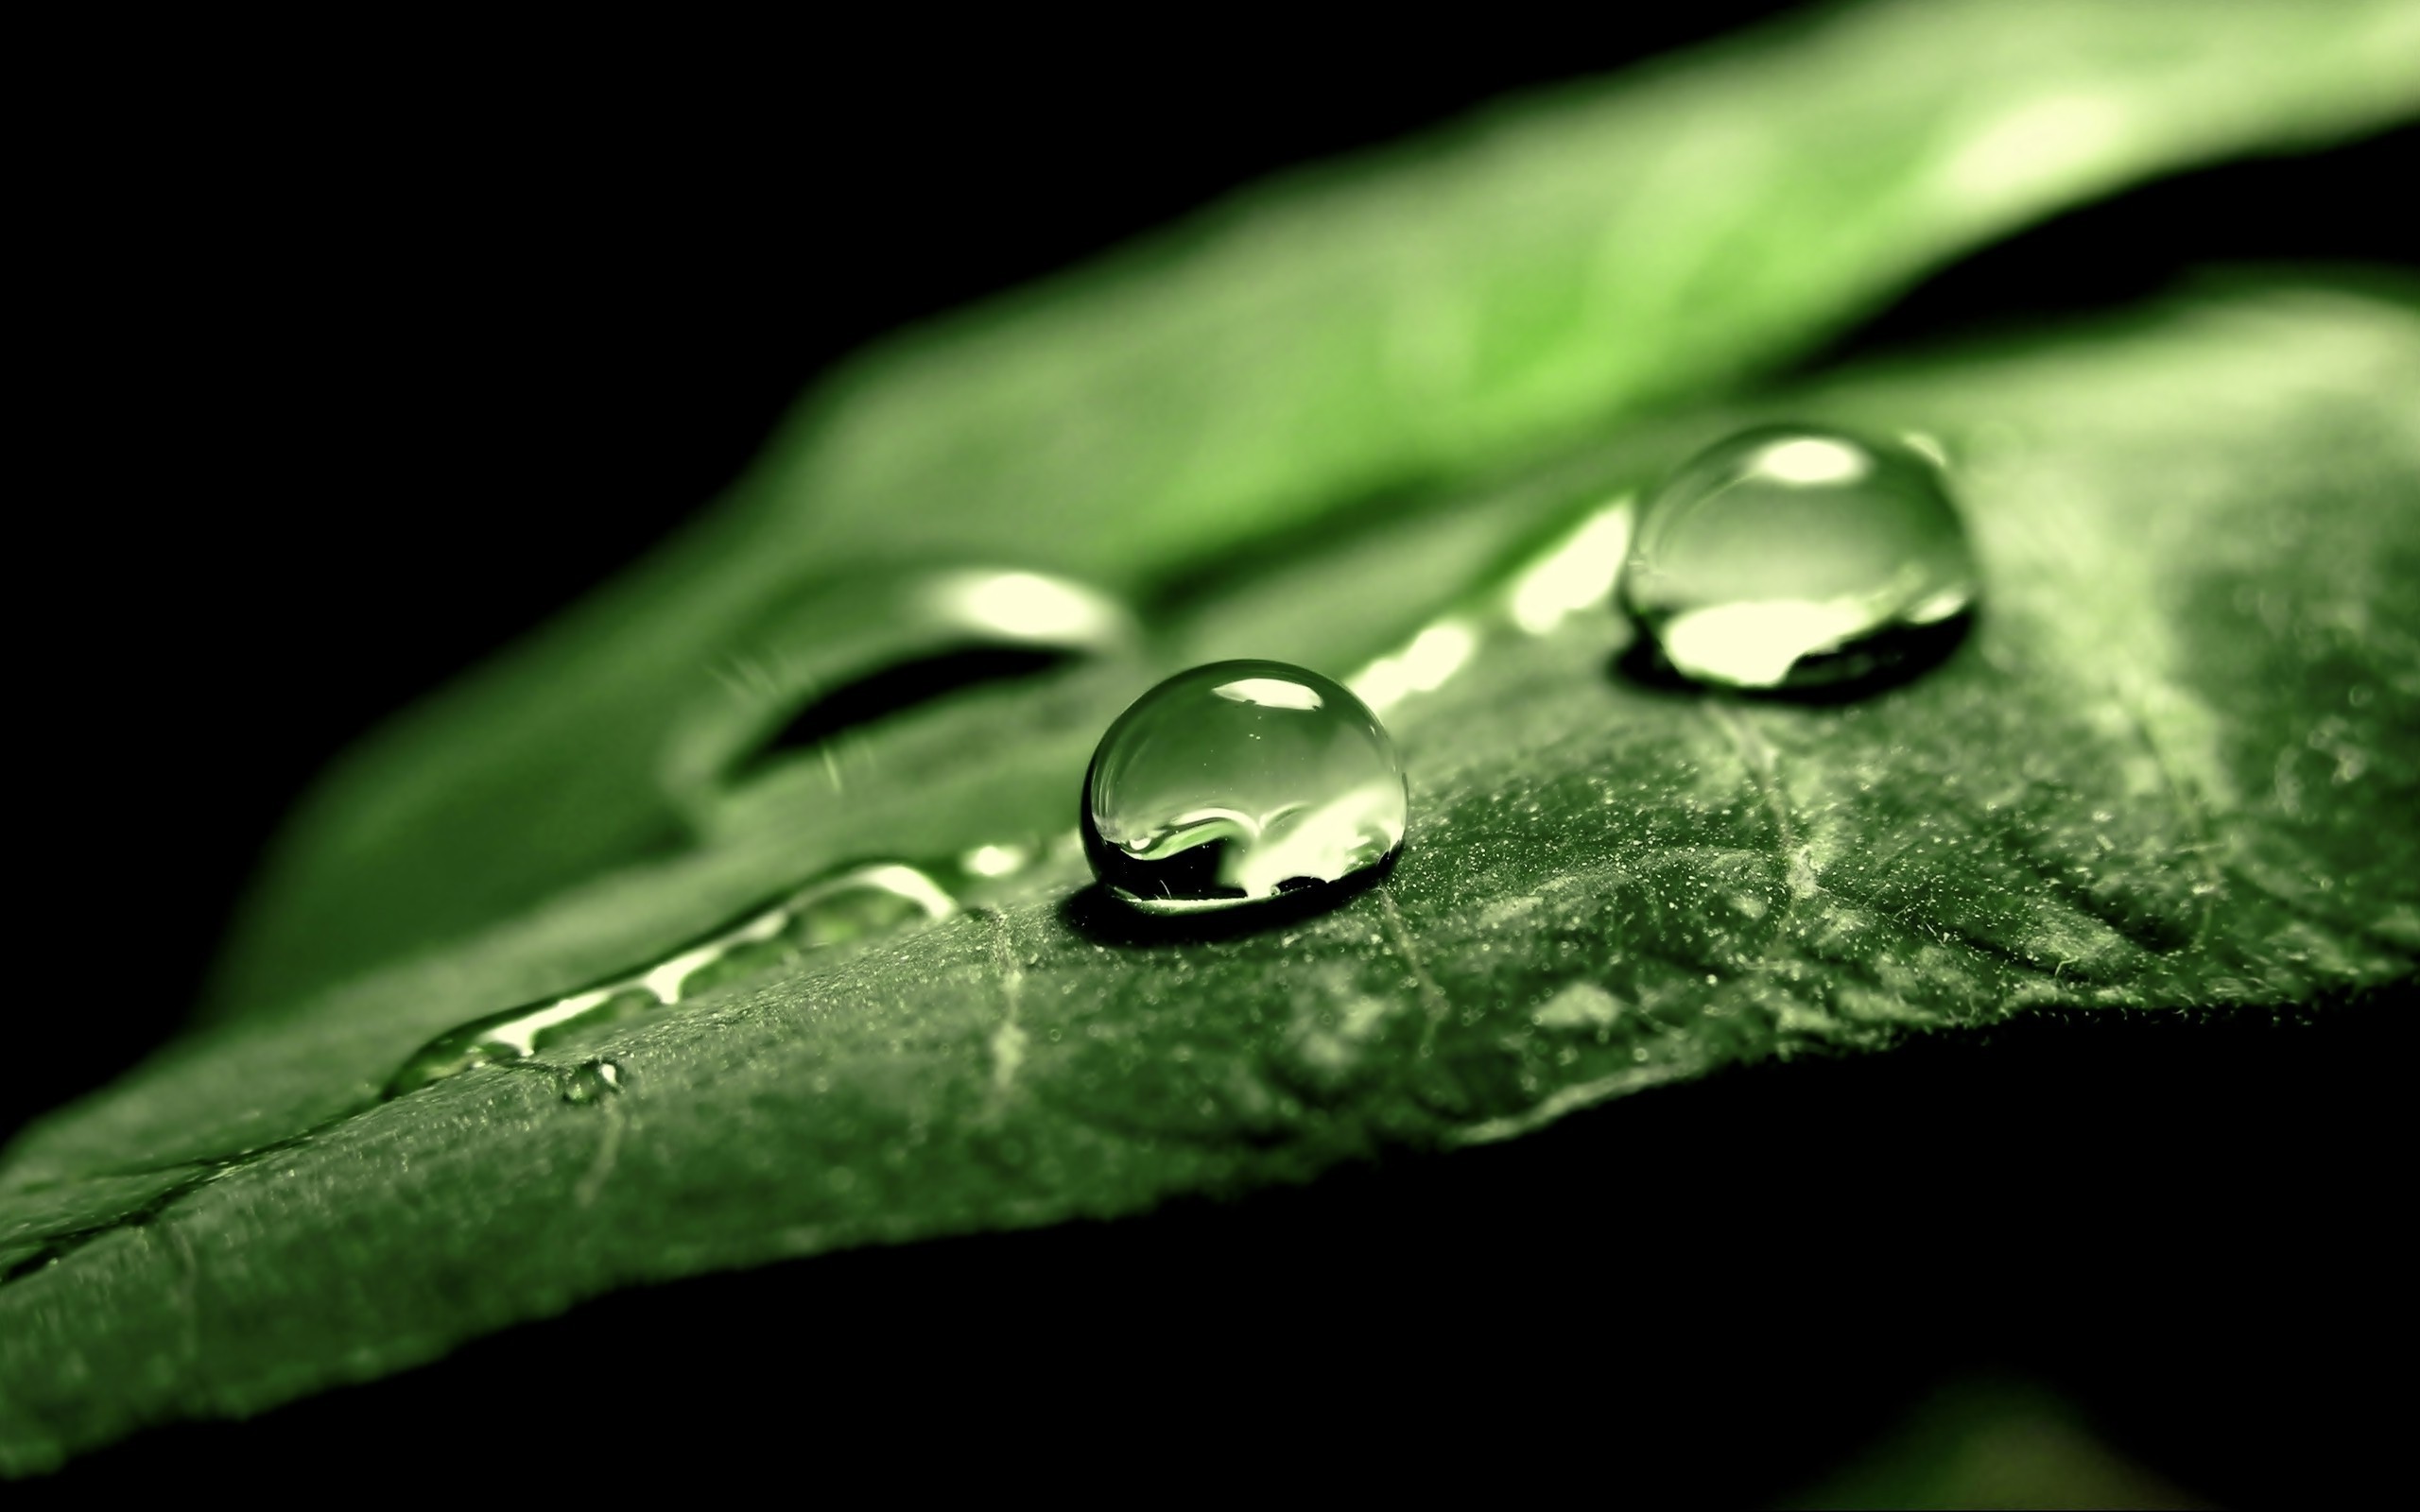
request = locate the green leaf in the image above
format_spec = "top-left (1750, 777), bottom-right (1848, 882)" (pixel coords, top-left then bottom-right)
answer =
top-left (1785, 1377), bottom-right (2204, 1508)
top-left (205, 0), bottom-right (2420, 1018)
top-left (6, 276), bottom-right (2417, 1472)
top-left (11, 0), bottom-right (2420, 1473)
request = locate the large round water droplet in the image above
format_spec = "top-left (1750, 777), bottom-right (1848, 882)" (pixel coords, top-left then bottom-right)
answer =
top-left (1618, 425), bottom-right (1978, 690)
top-left (1082, 660), bottom-right (1408, 914)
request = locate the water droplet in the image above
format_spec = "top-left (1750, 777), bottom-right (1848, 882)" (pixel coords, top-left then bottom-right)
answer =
top-left (385, 861), bottom-right (956, 1097)
top-left (1082, 660), bottom-right (1407, 914)
top-left (1507, 497), bottom-right (1633, 636)
top-left (1348, 620), bottom-right (1478, 714)
top-left (385, 986), bottom-right (660, 1099)
top-left (663, 567), bottom-right (1137, 817)
top-left (960, 842), bottom-right (1033, 879)
top-left (1618, 425), bottom-right (1977, 690)
top-left (562, 1058), bottom-right (623, 1104)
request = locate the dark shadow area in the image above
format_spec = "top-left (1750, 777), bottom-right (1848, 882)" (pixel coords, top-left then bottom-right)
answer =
top-left (13, 6), bottom-right (1822, 1142)
top-left (1058, 852), bottom-right (1403, 947)
top-left (25, 991), bottom-right (2408, 1499)
top-left (1611, 608), bottom-right (1975, 704)
top-left (1800, 123), bottom-right (2420, 370)
top-left (733, 646), bottom-right (1078, 783)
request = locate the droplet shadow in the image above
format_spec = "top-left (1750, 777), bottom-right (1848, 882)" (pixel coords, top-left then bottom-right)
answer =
top-left (1609, 609), bottom-right (1976, 707)
top-left (1058, 851), bottom-right (1401, 947)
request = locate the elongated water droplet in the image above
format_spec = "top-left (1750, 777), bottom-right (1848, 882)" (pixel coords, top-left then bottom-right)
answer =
top-left (1618, 425), bottom-right (1977, 690)
top-left (1082, 660), bottom-right (1408, 914)
top-left (386, 987), bottom-right (660, 1099)
top-left (385, 861), bottom-right (957, 1097)
top-left (665, 567), bottom-right (1137, 816)
top-left (1507, 497), bottom-right (1633, 637)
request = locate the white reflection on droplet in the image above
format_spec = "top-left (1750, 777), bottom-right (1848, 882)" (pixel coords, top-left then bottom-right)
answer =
top-left (1228, 779), bottom-right (1407, 901)
top-left (925, 570), bottom-right (1132, 649)
top-left (961, 842), bottom-right (1030, 878)
top-left (1213, 678), bottom-right (1325, 711)
top-left (1899, 431), bottom-right (1950, 470)
top-left (817, 863), bottom-right (959, 924)
top-left (1658, 599), bottom-right (1880, 688)
top-left (1900, 587), bottom-right (1970, 627)
top-left (1350, 620), bottom-right (1478, 713)
top-left (487, 988), bottom-right (616, 1058)
top-left (639, 906), bottom-right (788, 1002)
top-left (1510, 497), bottom-right (1633, 636)
top-left (1753, 438), bottom-right (1870, 487)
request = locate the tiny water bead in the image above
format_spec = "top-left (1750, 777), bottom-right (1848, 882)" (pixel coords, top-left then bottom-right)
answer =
top-left (561, 1058), bottom-right (623, 1105)
top-left (1617, 424), bottom-right (1978, 690)
top-left (1082, 660), bottom-right (1409, 914)
top-left (383, 861), bottom-right (958, 1098)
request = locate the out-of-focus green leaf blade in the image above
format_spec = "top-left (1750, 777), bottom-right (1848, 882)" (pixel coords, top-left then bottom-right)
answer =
top-left (5, 280), bottom-right (2415, 1471)
top-left (1784, 1378), bottom-right (2203, 1509)
top-left (210, 0), bottom-right (2420, 1017)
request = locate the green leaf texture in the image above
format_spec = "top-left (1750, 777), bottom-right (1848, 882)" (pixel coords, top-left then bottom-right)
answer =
top-left (9, 0), bottom-right (2420, 1475)
top-left (5, 278), bottom-right (2416, 1472)
top-left (206, 0), bottom-right (2420, 1017)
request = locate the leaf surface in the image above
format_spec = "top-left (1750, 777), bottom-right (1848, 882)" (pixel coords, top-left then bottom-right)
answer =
top-left (4, 279), bottom-right (2416, 1472)
top-left (13, 0), bottom-right (2420, 1474)
top-left (205, 0), bottom-right (2420, 1017)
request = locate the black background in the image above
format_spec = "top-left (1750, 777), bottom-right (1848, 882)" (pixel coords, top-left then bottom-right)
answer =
top-left (16, 8), bottom-right (2415, 1494)
top-left (22, 7), bottom-right (1824, 1139)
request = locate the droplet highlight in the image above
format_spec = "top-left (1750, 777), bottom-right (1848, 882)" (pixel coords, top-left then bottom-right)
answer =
top-left (1508, 496), bottom-right (1634, 637)
top-left (1617, 424), bottom-right (1977, 690)
top-left (1081, 660), bottom-right (1408, 914)
top-left (384, 862), bottom-right (957, 1098)
top-left (1348, 620), bottom-right (1478, 715)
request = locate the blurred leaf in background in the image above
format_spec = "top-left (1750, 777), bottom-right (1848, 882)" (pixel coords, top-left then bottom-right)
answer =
top-left (1786, 1377), bottom-right (2211, 1509)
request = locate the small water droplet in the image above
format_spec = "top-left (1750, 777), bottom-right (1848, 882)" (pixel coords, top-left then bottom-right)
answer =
top-left (562, 1058), bottom-right (623, 1104)
top-left (960, 841), bottom-right (1033, 879)
top-left (1618, 425), bottom-right (1978, 690)
top-left (385, 861), bottom-right (957, 1098)
top-left (1347, 620), bottom-right (1478, 713)
top-left (1082, 660), bottom-right (1408, 914)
